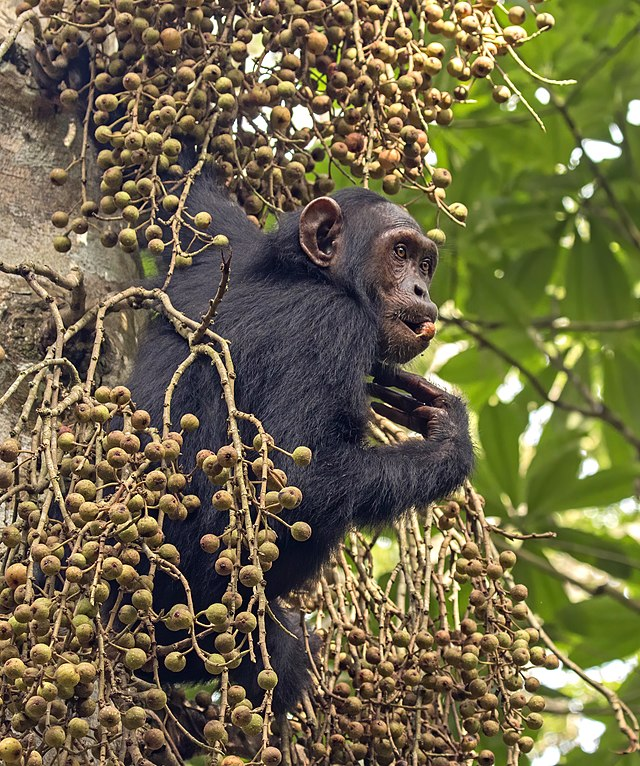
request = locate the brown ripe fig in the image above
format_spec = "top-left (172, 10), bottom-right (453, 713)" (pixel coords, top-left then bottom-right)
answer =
top-left (160, 27), bottom-right (181, 52)
top-left (131, 409), bottom-right (151, 430)
top-left (239, 564), bottom-right (262, 587)
top-left (424, 3), bottom-right (443, 21)
top-left (432, 167), bottom-right (452, 188)
top-left (378, 148), bottom-right (402, 170)
top-left (262, 747), bottom-right (282, 766)
top-left (4, 563), bottom-right (27, 589)
top-left (345, 132), bottom-right (366, 153)
top-left (270, 106), bottom-right (291, 130)
top-left (145, 470), bottom-right (167, 491)
top-left (492, 84), bottom-right (511, 103)
top-left (106, 447), bottom-right (128, 468)
top-left (382, 174), bottom-right (401, 195)
top-left (510, 583), bottom-right (528, 602)
top-left (471, 55), bottom-right (494, 78)
top-left (503, 24), bottom-right (527, 45)
top-left (143, 728), bottom-right (166, 750)
top-left (278, 486), bottom-right (303, 509)
top-left (306, 31), bottom-right (328, 54)
top-left (200, 534), bottom-right (221, 554)
top-left (212, 490), bottom-right (234, 511)
top-left (215, 556), bottom-right (234, 576)
top-left (0, 439), bottom-right (19, 463)
top-left (217, 445), bottom-right (238, 467)
top-left (234, 610), bottom-right (257, 633)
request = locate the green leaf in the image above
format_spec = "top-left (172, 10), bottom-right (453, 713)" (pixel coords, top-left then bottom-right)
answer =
top-left (528, 466), bottom-right (637, 517)
top-left (526, 430), bottom-right (583, 520)
top-left (603, 346), bottom-right (640, 438)
top-left (545, 527), bottom-right (640, 581)
top-left (562, 225), bottom-right (634, 322)
top-left (478, 400), bottom-right (528, 508)
top-left (557, 596), bottom-right (640, 666)
top-left (514, 556), bottom-right (572, 623)
top-left (437, 346), bottom-right (507, 409)
top-left (139, 249), bottom-right (159, 279)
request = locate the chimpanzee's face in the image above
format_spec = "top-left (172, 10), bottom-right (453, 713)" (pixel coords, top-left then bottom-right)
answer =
top-left (370, 211), bottom-right (439, 364)
top-left (298, 195), bottom-right (439, 365)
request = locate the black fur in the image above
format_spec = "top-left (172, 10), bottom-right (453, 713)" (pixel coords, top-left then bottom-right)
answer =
top-left (127, 175), bottom-right (474, 711)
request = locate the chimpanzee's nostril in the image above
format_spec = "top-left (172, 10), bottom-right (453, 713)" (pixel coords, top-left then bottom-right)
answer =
top-left (414, 283), bottom-right (426, 298)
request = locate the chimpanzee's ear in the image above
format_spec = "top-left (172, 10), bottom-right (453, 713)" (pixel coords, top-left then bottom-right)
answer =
top-left (299, 197), bottom-right (344, 267)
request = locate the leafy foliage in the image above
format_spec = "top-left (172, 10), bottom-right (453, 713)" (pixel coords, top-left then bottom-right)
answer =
top-left (406, 0), bottom-right (640, 759)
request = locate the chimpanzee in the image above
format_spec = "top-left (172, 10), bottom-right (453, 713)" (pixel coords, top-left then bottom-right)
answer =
top-left (127, 171), bottom-right (474, 711)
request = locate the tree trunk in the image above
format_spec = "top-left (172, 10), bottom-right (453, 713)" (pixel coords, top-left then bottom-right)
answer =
top-left (0, 7), bottom-right (139, 505)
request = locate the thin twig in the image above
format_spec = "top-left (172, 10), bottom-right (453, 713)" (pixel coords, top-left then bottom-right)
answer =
top-left (530, 612), bottom-right (640, 754)
top-left (190, 250), bottom-right (232, 346)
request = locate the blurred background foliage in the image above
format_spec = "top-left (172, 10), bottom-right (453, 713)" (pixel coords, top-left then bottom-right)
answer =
top-left (365, 1), bottom-right (640, 763)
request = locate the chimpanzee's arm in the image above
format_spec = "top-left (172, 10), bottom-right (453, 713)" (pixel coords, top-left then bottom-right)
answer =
top-left (349, 370), bottom-right (473, 527)
top-left (357, 426), bottom-right (472, 527)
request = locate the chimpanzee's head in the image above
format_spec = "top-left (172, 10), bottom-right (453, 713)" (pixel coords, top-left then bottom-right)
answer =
top-left (298, 189), bottom-right (439, 364)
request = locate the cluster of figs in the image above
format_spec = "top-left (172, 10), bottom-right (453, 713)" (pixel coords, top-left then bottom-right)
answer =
top-left (21, 0), bottom-right (555, 254)
top-left (0, 378), bottom-right (555, 765)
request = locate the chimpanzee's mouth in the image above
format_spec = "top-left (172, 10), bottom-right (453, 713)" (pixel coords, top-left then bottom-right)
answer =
top-left (401, 319), bottom-right (436, 339)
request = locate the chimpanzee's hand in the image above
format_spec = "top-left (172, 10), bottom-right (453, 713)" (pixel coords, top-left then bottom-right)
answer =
top-left (369, 367), bottom-right (468, 442)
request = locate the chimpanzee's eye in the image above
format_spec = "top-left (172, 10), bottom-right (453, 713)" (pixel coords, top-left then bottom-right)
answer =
top-left (394, 244), bottom-right (408, 258)
top-left (420, 258), bottom-right (432, 275)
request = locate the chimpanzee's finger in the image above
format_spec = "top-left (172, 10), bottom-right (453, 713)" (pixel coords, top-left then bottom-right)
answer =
top-left (371, 402), bottom-right (414, 431)
top-left (409, 405), bottom-right (450, 436)
top-left (372, 366), bottom-right (451, 409)
top-left (367, 382), bottom-right (421, 413)
top-left (394, 374), bottom-right (445, 404)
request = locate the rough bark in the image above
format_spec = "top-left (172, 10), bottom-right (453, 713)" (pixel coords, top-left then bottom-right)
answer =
top-left (0, 7), bottom-right (140, 499)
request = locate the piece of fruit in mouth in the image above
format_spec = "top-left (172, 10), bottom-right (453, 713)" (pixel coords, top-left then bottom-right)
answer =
top-left (404, 319), bottom-right (436, 339)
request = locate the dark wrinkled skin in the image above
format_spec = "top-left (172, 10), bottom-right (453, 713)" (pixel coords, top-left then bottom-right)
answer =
top-left (127, 175), bottom-right (474, 712)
